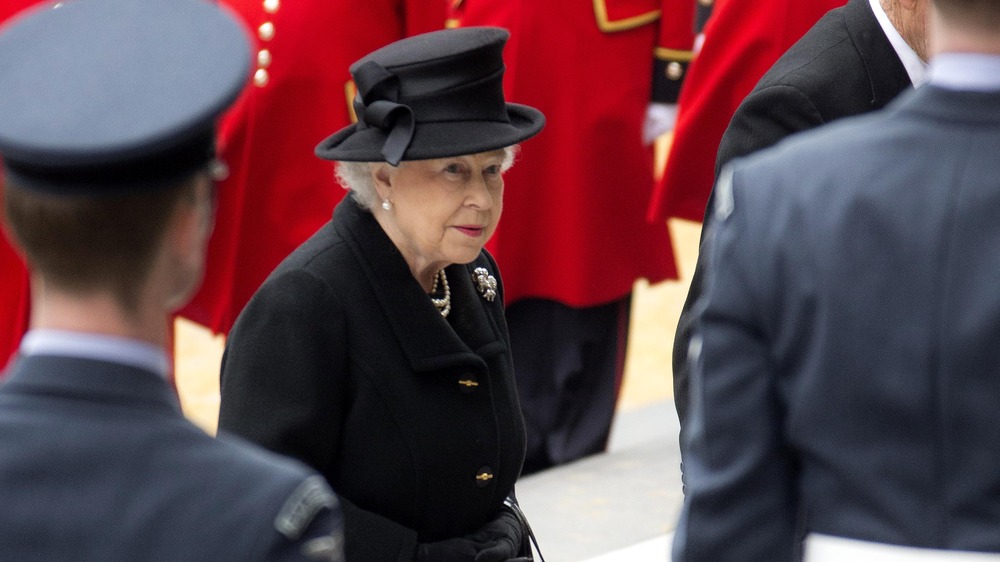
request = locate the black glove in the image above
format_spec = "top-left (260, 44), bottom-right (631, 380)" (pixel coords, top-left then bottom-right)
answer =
top-left (414, 536), bottom-right (480, 561)
top-left (469, 508), bottom-right (522, 562)
top-left (413, 509), bottom-right (524, 562)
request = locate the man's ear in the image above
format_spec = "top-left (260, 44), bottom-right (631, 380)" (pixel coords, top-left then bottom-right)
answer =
top-left (167, 176), bottom-right (213, 262)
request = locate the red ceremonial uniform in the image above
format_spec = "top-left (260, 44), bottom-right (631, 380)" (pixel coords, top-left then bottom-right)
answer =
top-left (449, 0), bottom-right (695, 472)
top-left (180, 0), bottom-right (447, 333)
top-left (449, 0), bottom-right (693, 307)
top-left (0, 1), bottom-right (45, 373)
top-left (648, 0), bottom-right (846, 223)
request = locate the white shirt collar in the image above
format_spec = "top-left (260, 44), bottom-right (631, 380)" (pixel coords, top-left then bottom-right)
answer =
top-left (20, 329), bottom-right (170, 378)
top-left (869, 0), bottom-right (928, 87)
top-left (928, 53), bottom-right (1000, 91)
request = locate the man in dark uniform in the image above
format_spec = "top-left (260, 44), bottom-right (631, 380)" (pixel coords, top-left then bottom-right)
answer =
top-left (0, 1), bottom-right (344, 560)
top-left (673, 0), bottom-right (1000, 558)
top-left (673, 0), bottom-right (929, 443)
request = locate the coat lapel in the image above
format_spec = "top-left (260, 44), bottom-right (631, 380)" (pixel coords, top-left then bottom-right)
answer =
top-left (843, 0), bottom-right (913, 108)
top-left (333, 195), bottom-right (506, 374)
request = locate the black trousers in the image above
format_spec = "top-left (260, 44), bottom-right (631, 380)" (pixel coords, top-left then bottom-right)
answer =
top-left (506, 295), bottom-right (632, 474)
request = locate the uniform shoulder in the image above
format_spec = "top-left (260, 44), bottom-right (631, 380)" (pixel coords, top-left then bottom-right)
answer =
top-left (754, 7), bottom-right (860, 93)
top-left (180, 430), bottom-right (344, 559)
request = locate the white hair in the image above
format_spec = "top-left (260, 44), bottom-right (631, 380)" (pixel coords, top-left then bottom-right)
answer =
top-left (334, 145), bottom-right (520, 211)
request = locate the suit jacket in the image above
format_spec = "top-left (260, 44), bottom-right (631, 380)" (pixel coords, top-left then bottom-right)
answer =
top-left (647, 0), bottom-right (845, 223)
top-left (715, 0), bottom-right (911, 173)
top-left (0, 354), bottom-right (343, 561)
top-left (673, 84), bottom-right (1000, 560)
top-left (219, 194), bottom-right (526, 561)
top-left (673, 0), bottom-right (912, 429)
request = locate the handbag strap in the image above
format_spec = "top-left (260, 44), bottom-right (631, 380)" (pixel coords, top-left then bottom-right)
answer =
top-left (503, 497), bottom-right (545, 562)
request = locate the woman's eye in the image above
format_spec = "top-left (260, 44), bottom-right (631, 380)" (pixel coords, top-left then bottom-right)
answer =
top-left (484, 165), bottom-right (502, 176)
top-left (444, 163), bottom-right (464, 174)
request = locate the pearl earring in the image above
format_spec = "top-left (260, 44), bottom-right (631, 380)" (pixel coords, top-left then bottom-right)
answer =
top-left (382, 199), bottom-right (392, 211)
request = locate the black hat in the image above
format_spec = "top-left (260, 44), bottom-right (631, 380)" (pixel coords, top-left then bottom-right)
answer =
top-left (0, 0), bottom-right (251, 194)
top-left (315, 27), bottom-right (544, 166)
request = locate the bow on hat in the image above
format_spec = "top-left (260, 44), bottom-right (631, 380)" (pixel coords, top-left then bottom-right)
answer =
top-left (352, 61), bottom-right (414, 166)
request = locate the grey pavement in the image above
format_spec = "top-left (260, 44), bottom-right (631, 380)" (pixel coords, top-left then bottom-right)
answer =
top-left (516, 399), bottom-right (683, 561)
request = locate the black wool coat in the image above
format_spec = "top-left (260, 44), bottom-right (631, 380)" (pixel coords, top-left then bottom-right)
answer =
top-left (219, 194), bottom-right (526, 562)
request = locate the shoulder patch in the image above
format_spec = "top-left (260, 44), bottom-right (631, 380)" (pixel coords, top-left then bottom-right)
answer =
top-left (713, 164), bottom-right (735, 222)
top-left (302, 536), bottom-right (345, 561)
top-left (275, 476), bottom-right (339, 541)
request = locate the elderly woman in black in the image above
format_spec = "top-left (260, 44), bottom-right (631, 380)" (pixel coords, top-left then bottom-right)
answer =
top-left (217, 28), bottom-right (545, 561)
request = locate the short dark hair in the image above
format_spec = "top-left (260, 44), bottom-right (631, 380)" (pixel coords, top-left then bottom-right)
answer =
top-left (934, 0), bottom-right (1000, 31)
top-left (2, 174), bottom-right (199, 312)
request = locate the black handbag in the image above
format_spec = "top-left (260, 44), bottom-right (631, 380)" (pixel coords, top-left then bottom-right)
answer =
top-left (502, 496), bottom-right (545, 562)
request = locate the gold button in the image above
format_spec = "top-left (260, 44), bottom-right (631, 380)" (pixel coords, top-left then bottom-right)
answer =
top-left (257, 49), bottom-right (272, 68)
top-left (698, 0), bottom-right (712, 5)
top-left (263, 0), bottom-right (280, 13)
top-left (475, 467), bottom-right (494, 488)
top-left (457, 374), bottom-right (479, 393)
top-left (254, 68), bottom-right (270, 87)
top-left (666, 61), bottom-right (684, 80)
top-left (258, 22), bottom-right (275, 42)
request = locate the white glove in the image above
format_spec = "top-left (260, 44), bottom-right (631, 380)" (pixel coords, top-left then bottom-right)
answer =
top-left (642, 102), bottom-right (679, 145)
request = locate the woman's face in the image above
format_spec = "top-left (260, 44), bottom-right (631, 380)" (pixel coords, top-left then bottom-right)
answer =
top-left (373, 149), bottom-right (507, 281)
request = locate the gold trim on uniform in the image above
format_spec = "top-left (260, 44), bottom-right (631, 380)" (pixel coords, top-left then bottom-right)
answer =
top-left (698, 0), bottom-right (713, 6)
top-left (654, 47), bottom-right (695, 62)
top-left (445, 18), bottom-right (461, 29)
top-left (263, 0), bottom-right (280, 14)
top-left (592, 0), bottom-right (660, 33)
top-left (345, 81), bottom-right (358, 124)
top-left (451, 0), bottom-right (463, 9)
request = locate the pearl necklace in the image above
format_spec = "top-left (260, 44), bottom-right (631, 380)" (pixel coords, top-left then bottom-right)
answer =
top-left (429, 269), bottom-right (451, 318)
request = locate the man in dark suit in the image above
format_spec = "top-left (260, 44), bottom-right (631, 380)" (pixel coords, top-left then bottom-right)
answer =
top-left (673, 0), bottom-right (930, 435)
top-left (672, 0), bottom-right (1000, 558)
top-left (0, 1), bottom-right (344, 560)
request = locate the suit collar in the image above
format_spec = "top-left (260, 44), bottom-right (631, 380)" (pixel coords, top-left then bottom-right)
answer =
top-left (2, 354), bottom-right (182, 415)
top-left (843, 0), bottom-right (913, 107)
top-left (929, 54), bottom-right (1000, 92)
top-left (891, 84), bottom-right (1000, 125)
top-left (20, 329), bottom-right (169, 379)
top-left (866, 0), bottom-right (927, 86)
top-left (333, 195), bottom-right (506, 373)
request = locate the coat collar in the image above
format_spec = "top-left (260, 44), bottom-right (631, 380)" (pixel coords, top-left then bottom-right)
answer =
top-left (843, 0), bottom-right (913, 108)
top-left (333, 195), bottom-right (507, 373)
top-left (890, 84), bottom-right (1000, 126)
top-left (1, 354), bottom-right (183, 415)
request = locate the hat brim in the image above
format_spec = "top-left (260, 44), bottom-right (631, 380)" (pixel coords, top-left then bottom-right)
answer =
top-left (315, 103), bottom-right (544, 162)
